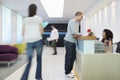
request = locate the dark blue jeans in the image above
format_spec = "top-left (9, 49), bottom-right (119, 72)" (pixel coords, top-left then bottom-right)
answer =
top-left (21, 39), bottom-right (43, 80)
top-left (64, 40), bottom-right (76, 74)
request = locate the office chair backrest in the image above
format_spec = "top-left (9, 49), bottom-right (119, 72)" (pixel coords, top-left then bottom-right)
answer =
top-left (116, 41), bottom-right (120, 53)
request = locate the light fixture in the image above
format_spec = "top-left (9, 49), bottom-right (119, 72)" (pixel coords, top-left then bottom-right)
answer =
top-left (40, 0), bottom-right (64, 17)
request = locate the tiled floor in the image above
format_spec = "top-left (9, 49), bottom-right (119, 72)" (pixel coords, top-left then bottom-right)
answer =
top-left (5, 46), bottom-right (75, 80)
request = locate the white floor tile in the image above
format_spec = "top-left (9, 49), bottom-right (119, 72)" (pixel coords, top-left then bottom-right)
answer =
top-left (5, 46), bottom-right (75, 80)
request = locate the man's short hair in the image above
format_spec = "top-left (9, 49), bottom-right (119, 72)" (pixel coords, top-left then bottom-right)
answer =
top-left (75, 11), bottom-right (83, 16)
top-left (51, 25), bottom-right (56, 28)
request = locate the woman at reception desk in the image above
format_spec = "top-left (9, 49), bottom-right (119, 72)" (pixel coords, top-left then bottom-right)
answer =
top-left (75, 34), bottom-right (120, 80)
top-left (101, 29), bottom-right (113, 46)
top-left (101, 29), bottom-right (113, 53)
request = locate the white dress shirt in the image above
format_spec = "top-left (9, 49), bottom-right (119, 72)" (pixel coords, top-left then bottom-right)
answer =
top-left (49, 28), bottom-right (59, 40)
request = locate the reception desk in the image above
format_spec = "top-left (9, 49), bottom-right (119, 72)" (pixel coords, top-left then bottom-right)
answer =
top-left (75, 36), bottom-right (120, 80)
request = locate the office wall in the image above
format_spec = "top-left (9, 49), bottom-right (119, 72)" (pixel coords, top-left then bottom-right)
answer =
top-left (85, 0), bottom-right (120, 43)
top-left (0, 4), bottom-right (23, 44)
top-left (17, 14), bottom-right (23, 43)
top-left (2, 6), bottom-right (12, 43)
top-left (0, 4), bottom-right (2, 44)
top-left (11, 11), bottom-right (17, 43)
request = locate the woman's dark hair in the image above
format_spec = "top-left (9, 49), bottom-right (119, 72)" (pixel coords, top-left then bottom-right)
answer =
top-left (103, 29), bottom-right (113, 40)
top-left (28, 4), bottom-right (37, 17)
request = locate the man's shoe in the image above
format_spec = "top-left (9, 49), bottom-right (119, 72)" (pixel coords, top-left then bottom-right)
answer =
top-left (66, 73), bottom-right (74, 78)
top-left (52, 53), bottom-right (57, 55)
top-left (35, 78), bottom-right (43, 80)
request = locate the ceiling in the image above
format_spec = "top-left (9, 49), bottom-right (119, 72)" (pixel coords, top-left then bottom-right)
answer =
top-left (0, 0), bottom-right (114, 23)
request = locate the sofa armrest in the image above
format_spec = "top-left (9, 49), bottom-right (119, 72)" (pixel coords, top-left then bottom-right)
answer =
top-left (11, 46), bottom-right (18, 54)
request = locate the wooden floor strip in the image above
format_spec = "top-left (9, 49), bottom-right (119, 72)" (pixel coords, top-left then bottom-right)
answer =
top-left (72, 68), bottom-right (80, 80)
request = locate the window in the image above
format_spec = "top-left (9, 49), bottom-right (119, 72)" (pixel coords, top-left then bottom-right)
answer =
top-left (17, 14), bottom-right (23, 43)
top-left (2, 6), bottom-right (12, 43)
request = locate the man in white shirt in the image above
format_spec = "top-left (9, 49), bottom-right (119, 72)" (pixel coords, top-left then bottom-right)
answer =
top-left (49, 25), bottom-right (59, 55)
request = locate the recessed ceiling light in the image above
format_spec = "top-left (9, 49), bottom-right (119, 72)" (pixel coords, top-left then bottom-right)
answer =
top-left (40, 0), bottom-right (64, 17)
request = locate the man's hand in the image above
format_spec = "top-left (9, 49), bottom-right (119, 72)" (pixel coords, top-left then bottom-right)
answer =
top-left (73, 34), bottom-right (81, 40)
top-left (56, 39), bottom-right (58, 42)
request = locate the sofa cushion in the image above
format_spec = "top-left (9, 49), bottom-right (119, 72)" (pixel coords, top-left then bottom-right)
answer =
top-left (0, 45), bottom-right (18, 54)
top-left (13, 43), bottom-right (26, 54)
top-left (0, 53), bottom-right (18, 61)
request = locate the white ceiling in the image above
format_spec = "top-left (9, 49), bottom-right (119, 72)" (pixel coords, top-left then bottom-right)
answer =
top-left (0, 0), bottom-right (114, 23)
